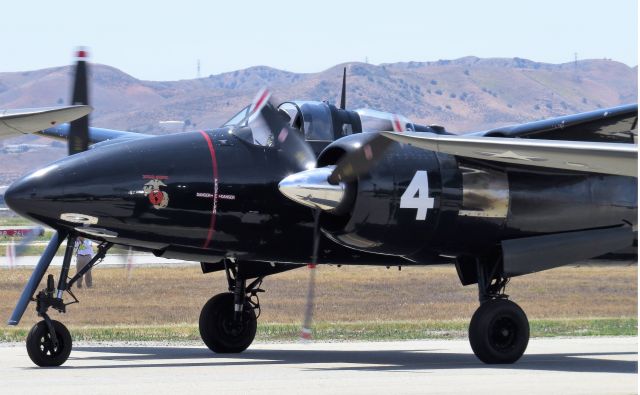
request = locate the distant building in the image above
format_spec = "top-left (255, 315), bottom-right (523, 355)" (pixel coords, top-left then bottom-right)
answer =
top-left (158, 121), bottom-right (185, 133)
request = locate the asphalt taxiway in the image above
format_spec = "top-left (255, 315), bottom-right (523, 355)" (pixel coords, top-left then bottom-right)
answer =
top-left (0, 337), bottom-right (636, 394)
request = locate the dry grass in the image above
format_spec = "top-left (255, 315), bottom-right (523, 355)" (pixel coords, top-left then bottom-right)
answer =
top-left (2, 318), bottom-right (636, 342)
top-left (0, 264), bottom-right (636, 329)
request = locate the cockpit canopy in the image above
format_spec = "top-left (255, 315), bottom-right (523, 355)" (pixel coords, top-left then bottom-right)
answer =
top-left (222, 100), bottom-right (420, 147)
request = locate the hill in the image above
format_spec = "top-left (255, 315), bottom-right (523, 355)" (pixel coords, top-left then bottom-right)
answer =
top-left (0, 57), bottom-right (636, 183)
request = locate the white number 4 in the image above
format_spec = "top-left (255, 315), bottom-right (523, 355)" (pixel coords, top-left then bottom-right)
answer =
top-left (400, 171), bottom-right (434, 220)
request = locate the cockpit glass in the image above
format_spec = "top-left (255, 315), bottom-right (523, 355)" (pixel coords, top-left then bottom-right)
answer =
top-left (300, 102), bottom-right (334, 141)
top-left (278, 102), bottom-right (302, 129)
top-left (278, 101), bottom-right (334, 141)
top-left (230, 101), bottom-right (337, 147)
top-left (222, 105), bottom-right (250, 127)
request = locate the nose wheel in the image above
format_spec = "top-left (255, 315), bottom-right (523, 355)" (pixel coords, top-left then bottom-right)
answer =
top-left (26, 319), bottom-right (72, 367)
top-left (9, 232), bottom-right (112, 367)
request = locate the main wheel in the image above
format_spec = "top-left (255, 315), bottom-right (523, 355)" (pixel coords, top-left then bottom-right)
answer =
top-left (469, 299), bottom-right (529, 364)
top-left (26, 320), bottom-right (72, 367)
top-left (199, 292), bottom-right (257, 353)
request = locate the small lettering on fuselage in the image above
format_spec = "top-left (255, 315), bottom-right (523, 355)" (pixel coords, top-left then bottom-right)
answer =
top-left (197, 193), bottom-right (235, 200)
top-left (142, 174), bottom-right (169, 180)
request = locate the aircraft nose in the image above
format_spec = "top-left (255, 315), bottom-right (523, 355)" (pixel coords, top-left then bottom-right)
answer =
top-left (5, 163), bottom-right (64, 224)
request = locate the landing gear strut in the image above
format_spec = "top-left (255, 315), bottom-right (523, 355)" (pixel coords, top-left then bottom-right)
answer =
top-left (22, 234), bottom-right (112, 367)
top-left (199, 261), bottom-right (262, 353)
top-left (468, 257), bottom-right (529, 364)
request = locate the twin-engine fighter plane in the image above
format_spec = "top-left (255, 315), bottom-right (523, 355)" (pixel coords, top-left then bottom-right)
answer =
top-left (4, 52), bottom-right (638, 367)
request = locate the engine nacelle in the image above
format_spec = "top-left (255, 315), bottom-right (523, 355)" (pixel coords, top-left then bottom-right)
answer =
top-left (316, 134), bottom-right (461, 261)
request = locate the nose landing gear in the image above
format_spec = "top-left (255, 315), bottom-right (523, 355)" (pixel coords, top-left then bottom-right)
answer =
top-left (14, 233), bottom-right (112, 367)
top-left (26, 319), bottom-right (73, 367)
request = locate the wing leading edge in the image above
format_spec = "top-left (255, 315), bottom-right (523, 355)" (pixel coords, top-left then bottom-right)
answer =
top-left (476, 103), bottom-right (637, 143)
top-left (383, 132), bottom-right (638, 177)
top-left (35, 123), bottom-right (145, 144)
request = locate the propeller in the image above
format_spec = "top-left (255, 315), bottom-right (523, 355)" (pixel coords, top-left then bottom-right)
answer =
top-left (339, 67), bottom-right (347, 110)
top-left (5, 239), bottom-right (15, 269)
top-left (249, 88), bottom-right (316, 172)
top-left (250, 89), bottom-right (324, 339)
top-left (7, 49), bottom-right (97, 327)
top-left (13, 226), bottom-right (45, 256)
top-left (328, 133), bottom-right (394, 184)
top-left (68, 48), bottom-right (90, 155)
top-left (328, 114), bottom-right (406, 184)
top-left (4, 226), bottom-right (45, 268)
top-left (301, 209), bottom-right (321, 340)
top-left (109, 245), bottom-right (136, 278)
top-left (255, 68), bottom-right (402, 339)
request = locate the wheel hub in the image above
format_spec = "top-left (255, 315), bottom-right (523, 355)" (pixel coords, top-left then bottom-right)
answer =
top-left (490, 316), bottom-right (517, 350)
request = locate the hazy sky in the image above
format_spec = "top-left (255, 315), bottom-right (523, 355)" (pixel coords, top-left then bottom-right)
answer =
top-left (2, 0), bottom-right (637, 81)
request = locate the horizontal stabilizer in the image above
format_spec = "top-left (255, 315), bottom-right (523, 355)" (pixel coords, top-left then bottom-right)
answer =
top-left (0, 105), bottom-right (92, 139)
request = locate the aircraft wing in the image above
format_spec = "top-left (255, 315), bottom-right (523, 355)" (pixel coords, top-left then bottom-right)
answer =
top-left (0, 105), bottom-right (92, 139)
top-left (474, 103), bottom-right (637, 143)
top-left (34, 123), bottom-right (145, 144)
top-left (382, 132), bottom-right (638, 177)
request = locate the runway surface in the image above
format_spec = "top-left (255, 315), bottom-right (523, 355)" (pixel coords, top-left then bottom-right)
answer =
top-left (0, 337), bottom-right (636, 394)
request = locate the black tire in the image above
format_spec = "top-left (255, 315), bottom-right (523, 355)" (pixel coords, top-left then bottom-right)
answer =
top-left (469, 299), bottom-right (529, 364)
top-left (199, 292), bottom-right (257, 353)
top-left (26, 320), bottom-right (72, 367)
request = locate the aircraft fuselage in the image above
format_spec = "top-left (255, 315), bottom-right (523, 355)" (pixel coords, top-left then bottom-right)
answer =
top-left (5, 128), bottom-right (637, 266)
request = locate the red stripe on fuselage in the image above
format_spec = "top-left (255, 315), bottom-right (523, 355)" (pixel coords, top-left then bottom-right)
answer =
top-left (199, 130), bottom-right (219, 249)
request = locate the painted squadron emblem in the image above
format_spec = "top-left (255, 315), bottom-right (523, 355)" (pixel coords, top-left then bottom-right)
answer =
top-left (143, 177), bottom-right (169, 209)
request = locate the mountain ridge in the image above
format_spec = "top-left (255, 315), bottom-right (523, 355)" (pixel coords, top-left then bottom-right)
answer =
top-left (0, 56), bottom-right (636, 183)
top-left (1, 56), bottom-right (635, 134)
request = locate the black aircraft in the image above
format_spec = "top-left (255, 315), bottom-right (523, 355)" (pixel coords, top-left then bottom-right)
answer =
top-left (5, 52), bottom-right (638, 367)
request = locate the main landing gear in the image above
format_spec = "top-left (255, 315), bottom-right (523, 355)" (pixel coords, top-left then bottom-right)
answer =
top-left (468, 257), bottom-right (529, 364)
top-left (20, 233), bottom-right (112, 367)
top-left (199, 262), bottom-right (262, 353)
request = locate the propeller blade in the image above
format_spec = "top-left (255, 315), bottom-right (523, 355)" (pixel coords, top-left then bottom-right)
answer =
top-left (328, 133), bottom-right (395, 184)
top-left (125, 246), bottom-right (134, 279)
top-left (301, 209), bottom-right (321, 340)
top-left (13, 226), bottom-right (45, 257)
top-left (253, 88), bottom-right (316, 172)
top-left (68, 48), bottom-right (90, 155)
top-left (5, 239), bottom-right (15, 269)
top-left (339, 67), bottom-right (347, 110)
top-left (3, 226), bottom-right (45, 268)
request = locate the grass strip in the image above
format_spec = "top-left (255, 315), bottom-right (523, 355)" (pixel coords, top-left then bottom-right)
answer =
top-left (1, 318), bottom-right (636, 343)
